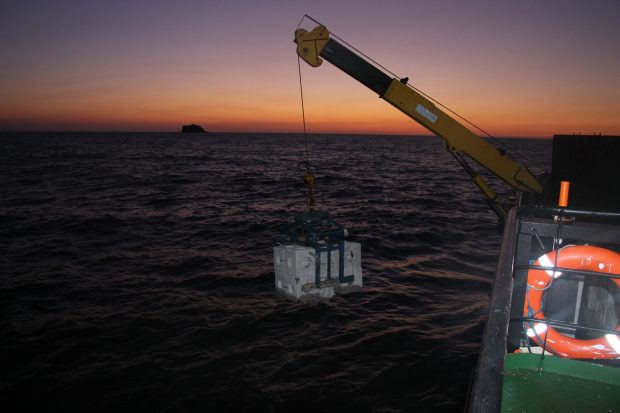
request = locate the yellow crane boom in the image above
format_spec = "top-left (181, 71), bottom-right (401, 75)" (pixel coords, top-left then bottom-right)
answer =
top-left (295, 24), bottom-right (542, 221)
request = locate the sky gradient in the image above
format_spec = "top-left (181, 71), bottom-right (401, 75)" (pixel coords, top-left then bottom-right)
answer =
top-left (2, 0), bottom-right (619, 137)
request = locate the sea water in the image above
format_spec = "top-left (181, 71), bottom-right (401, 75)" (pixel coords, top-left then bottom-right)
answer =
top-left (0, 132), bottom-right (551, 412)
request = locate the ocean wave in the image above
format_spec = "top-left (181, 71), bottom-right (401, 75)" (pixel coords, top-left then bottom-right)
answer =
top-left (0, 132), bottom-right (552, 412)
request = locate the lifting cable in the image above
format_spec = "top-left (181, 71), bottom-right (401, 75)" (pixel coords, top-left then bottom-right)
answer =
top-left (296, 40), bottom-right (315, 212)
top-left (297, 56), bottom-right (310, 171)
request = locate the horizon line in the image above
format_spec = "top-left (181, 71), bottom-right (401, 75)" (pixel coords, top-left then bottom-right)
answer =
top-left (0, 130), bottom-right (563, 139)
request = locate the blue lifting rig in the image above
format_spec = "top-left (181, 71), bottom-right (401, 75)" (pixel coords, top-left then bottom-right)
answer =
top-left (283, 171), bottom-right (355, 288)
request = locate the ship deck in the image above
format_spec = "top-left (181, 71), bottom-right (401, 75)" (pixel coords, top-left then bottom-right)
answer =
top-left (501, 353), bottom-right (620, 412)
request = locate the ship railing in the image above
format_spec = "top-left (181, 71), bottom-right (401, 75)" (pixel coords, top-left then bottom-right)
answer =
top-left (467, 205), bottom-right (620, 413)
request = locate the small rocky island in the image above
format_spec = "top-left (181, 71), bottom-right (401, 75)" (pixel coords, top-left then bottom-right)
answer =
top-left (181, 124), bottom-right (207, 133)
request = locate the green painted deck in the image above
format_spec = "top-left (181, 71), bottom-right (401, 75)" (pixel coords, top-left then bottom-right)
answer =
top-left (501, 353), bottom-right (620, 413)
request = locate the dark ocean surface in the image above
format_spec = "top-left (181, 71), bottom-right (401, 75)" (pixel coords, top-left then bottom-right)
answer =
top-left (0, 132), bottom-right (551, 412)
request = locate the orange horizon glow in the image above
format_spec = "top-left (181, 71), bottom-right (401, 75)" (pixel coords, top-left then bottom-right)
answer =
top-left (2, 2), bottom-right (619, 138)
top-left (3, 74), bottom-right (618, 137)
top-left (4, 91), bottom-right (616, 138)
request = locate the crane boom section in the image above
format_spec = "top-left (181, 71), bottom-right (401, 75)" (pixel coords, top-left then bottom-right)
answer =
top-left (295, 25), bottom-right (542, 197)
top-left (382, 79), bottom-right (541, 193)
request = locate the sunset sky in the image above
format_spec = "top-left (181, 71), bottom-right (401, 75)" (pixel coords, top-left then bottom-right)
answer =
top-left (1, 0), bottom-right (619, 137)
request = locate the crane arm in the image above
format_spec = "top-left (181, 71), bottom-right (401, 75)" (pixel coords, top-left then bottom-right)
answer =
top-left (295, 25), bottom-right (542, 220)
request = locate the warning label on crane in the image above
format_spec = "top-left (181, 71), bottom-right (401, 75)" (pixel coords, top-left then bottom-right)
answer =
top-left (416, 104), bottom-right (438, 124)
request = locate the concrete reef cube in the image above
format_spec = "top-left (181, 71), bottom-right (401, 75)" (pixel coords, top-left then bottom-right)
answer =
top-left (273, 241), bottom-right (362, 302)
